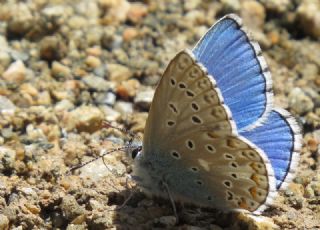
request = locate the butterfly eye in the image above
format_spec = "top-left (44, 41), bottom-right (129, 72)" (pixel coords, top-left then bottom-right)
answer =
top-left (131, 146), bottom-right (142, 159)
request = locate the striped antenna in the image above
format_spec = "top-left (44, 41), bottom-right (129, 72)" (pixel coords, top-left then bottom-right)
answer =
top-left (66, 145), bottom-right (135, 175)
top-left (101, 120), bottom-right (142, 144)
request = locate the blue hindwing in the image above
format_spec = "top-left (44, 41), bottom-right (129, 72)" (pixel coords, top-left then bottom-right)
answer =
top-left (240, 109), bottom-right (301, 189)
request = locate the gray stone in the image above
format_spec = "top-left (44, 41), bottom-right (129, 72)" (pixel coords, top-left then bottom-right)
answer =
top-left (83, 75), bottom-right (114, 91)
top-left (100, 105), bottom-right (121, 121)
top-left (134, 89), bottom-right (154, 110)
top-left (54, 99), bottom-right (75, 112)
top-left (94, 92), bottom-right (116, 106)
top-left (0, 96), bottom-right (16, 114)
top-left (289, 87), bottom-right (314, 114)
top-left (2, 60), bottom-right (26, 84)
top-left (220, 0), bottom-right (241, 12)
top-left (0, 147), bottom-right (16, 172)
top-left (60, 195), bottom-right (86, 220)
top-left (51, 61), bottom-right (72, 80)
top-left (114, 101), bottom-right (133, 115)
top-left (0, 51), bottom-right (11, 70)
top-left (108, 63), bottom-right (132, 82)
top-left (0, 214), bottom-right (9, 230)
top-left (297, 0), bottom-right (320, 38)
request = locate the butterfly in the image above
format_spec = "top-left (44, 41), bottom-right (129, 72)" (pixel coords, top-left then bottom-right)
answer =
top-left (128, 14), bottom-right (301, 214)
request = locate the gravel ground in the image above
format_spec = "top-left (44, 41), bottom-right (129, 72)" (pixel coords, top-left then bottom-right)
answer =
top-left (0, 0), bottom-right (319, 229)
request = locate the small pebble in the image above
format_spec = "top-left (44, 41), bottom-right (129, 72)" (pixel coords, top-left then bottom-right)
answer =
top-left (20, 83), bottom-right (38, 97)
top-left (100, 105), bottom-right (121, 121)
top-left (101, 32), bottom-right (123, 50)
top-left (20, 187), bottom-right (35, 196)
top-left (289, 88), bottom-right (314, 114)
top-left (0, 96), bottom-right (16, 114)
top-left (89, 199), bottom-right (104, 210)
top-left (9, 50), bottom-right (29, 62)
top-left (60, 195), bottom-right (86, 221)
top-left (85, 56), bottom-right (101, 68)
top-left (116, 79), bottom-right (141, 99)
top-left (127, 3), bottom-right (148, 24)
top-left (41, 5), bottom-right (65, 19)
top-left (99, 0), bottom-right (130, 25)
top-left (2, 60), bottom-right (26, 84)
top-left (114, 101), bottom-right (133, 115)
top-left (241, 0), bottom-right (266, 30)
top-left (235, 213), bottom-right (279, 230)
top-left (52, 61), bottom-right (72, 79)
top-left (0, 50), bottom-right (11, 72)
top-left (67, 105), bottom-right (104, 133)
top-left (108, 63), bottom-right (133, 82)
top-left (6, 2), bottom-right (33, 37)
top-left (86, 46), bottom-right (102, 57)
top-left (66, 224), bottom-right (87, 230)
top-left (40, 36), bottom-right (67, 61)
top-left (0, 214), bottom-right (9, 230)
top-left (259, 0), bottom-right (291, 13)
top-left (134, 88), bottom-right (154, 110)
top-left (297, 0), bottom-right (320, 38)
top-left (184, 0), bottom-right (201, 11)
top-left (68, 16), bottom-right (88, 30)
top-left (0, 146), bottom-right (16, 172)
top-left (220, 0), bottom-right (241, 12)
top-left (82, 75), bottom-right (113, 91)
top-left (26, 124), bottom-right (46, 140)
top-left (123, 27), bottom-right (139, 42)
top-left (25, 203), bottom-right (41, 214)
top-left (94, 92), bottom-right (116, 105)
top-left (288, 196), bottom-right (304, 209)
top-left (80, 153), bottom-right (126, 181)
top-left (37, 91), bottom-right (52, 105)
top-left (54, 99), bottom-right (75, 112)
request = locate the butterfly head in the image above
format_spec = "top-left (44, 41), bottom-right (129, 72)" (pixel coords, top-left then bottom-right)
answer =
top-left (128, 145), bottom-right (143, 160)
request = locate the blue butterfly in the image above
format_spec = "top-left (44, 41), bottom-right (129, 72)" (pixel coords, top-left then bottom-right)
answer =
top-left (129, 14), bottom-right (301, 214)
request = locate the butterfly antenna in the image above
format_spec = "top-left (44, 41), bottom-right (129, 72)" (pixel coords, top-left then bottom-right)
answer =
top-left (66, 145), bottom-right (135, 175)
top-left (102, 121), bottom-right (142, 145)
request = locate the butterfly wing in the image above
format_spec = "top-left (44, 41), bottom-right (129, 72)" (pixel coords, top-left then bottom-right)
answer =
top-left (141, 50), bottom-right (276, 213)
top-left (240, 109), bottom-right (301, 190)
top-left (193, 14), bottom-right (273, 131)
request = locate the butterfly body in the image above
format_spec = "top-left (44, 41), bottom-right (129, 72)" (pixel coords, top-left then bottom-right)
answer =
top-left (130, 14), bottom-right (301, 214)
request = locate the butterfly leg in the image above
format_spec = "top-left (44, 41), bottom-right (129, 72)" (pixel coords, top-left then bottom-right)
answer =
top-left (106, 175), bottom-right (136, 211)
top-left (161, 181), bottom-right (179, 224)
top-left (113, 176), bottom-right (135, 210)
